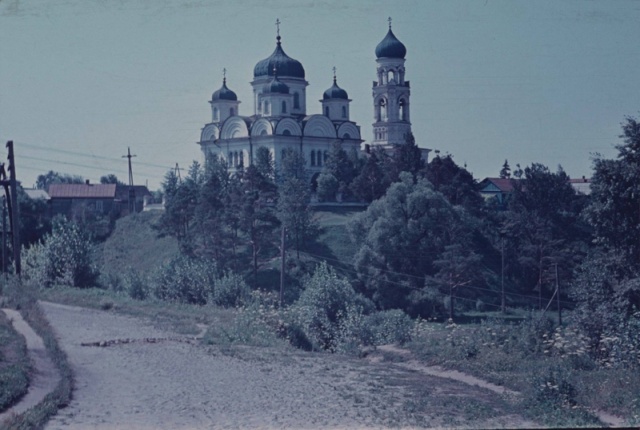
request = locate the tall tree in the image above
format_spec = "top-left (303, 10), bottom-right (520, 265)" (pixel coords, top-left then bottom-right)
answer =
top-left (100, 174), bottom-right (125, 185)
top-left (585, 115), bottom-right (640, 266)
top-left (350, 147), bottom-right (389, 203)
top-left (277, 149), bottom-right (317, 259)
top-left (35, 171), bottom-right (84, 191)
top-left (499, 160), bottom-right (511, 179)
top-left (422, 154), bottom-right (483, 213)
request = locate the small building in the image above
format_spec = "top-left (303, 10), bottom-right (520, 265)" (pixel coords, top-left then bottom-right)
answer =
top-left (570, 177), bottom-right (591, 195)
top-left (48, 183), bottom-right (117, 220)
top-left (479, 178), bottom-right (516, 205)
top-left (115, 185), bottom-right (153, 215)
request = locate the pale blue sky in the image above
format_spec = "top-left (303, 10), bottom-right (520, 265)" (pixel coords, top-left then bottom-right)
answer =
top-left (1, 0), bottom-right (639, 190)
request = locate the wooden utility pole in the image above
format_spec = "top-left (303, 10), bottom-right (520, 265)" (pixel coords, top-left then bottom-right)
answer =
top-left (2, 196), bottom-right (6, 278)
top-left (280, 225), bottom-right (286, 307)
top-left (6, 141), bottom-right (20, 275)
top-left (501, 236), bottom-right (505, 313)
top-left (122, 147), bottom-right (137, 213)
top-left (555, 263), bottom-right (562, 326)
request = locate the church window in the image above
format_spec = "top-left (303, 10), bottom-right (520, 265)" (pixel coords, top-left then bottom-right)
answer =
top-left (282, 101), bottom-right (287, 113)
top-left (260, 129), bottom-right (267, 136)
top-left (213, 107), bottom-right (218, 121)
top-left (293, 92), bottom-right (300, 109)
top-left (283, 129), bottom-right (291, 136)
top-left (399, 99), bottom-right (406, 121)
top-left (388, 70), bottom-right (395, 84)
top-left (234, 151), bottom-right (239, 167)
top-left (343, 133), bottom-right (351, 139)
top-left (317, 152), bottom-right (322, 167)
top-left (264, 101), bottom-right (270, 115)
top-left (310, 150), bottom-right (316, 166)
top-left (230, 107), bottom-right (235, 116)
top-left (324, 151), bottom-right (328, 163)
top-left (239, 151), bottom-right (244, 167)
top-left (341, 106), bottom-right (347, 118)
top-left (324, 106), bottom-right (329, 117)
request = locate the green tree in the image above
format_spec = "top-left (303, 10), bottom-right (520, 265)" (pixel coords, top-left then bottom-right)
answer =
top-left (316, 173), bottom-right (339, 202)
top-left (423, 154), bottom-right (483, 213)
top-left (254, 146), bottom-right (275, 181)
top-left (391, 132), bottom-right (424, 181)
top-left (100, 174), bottom-right (125, 185)
top-left (277, 149), bottom-right (317, 259)
top-left (348, 173), bottom-right (470, 314)
top-left (350, 148), bottom-right (389, 203)
top-left (585, 116), bottom-right (640, 266)
top-left (35, 171), bottom-right (84, 191)
top-left (499, 159), bottom-right (511, 179)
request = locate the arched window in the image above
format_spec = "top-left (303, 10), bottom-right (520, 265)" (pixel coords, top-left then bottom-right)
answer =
top-left (341, 106), bottom-right (347, 118)
top-left (324, 106), bottom-right (329, 117)
top-left (310, 150), bottom-right (316, 166)
top-left (213, 107), bottom-right (218, 121)
top-left (233, 151), bottom-right (239, 167)
top-left (264, 101), bottom-right (270, 115)
top-left (388, 70), bottom-right (395, 84)
top-left (230, 107), bottom-right (235, 116)
top-left (317, 151), bottom-right (322, 167)
top-left (228, 152), bottom-right (232, 165)
top-left (239, 151), bottom-right (244, 167)
top-left (260, 129), bottom-right (267, 136)
top-left (282, 101), bottom-right (287, 113)
top-left (380, 99), bottom-right (387, 121)
top-left (293, 92), bottom-right (300, 109)
top-left (343, 133), bottom-right (351, 139)
top-left (399, 99), bottom-right (406, 121)
top-left (324, 151), bottom-right (328, 163)
top-left (282, 129), bottom-right (291, 136)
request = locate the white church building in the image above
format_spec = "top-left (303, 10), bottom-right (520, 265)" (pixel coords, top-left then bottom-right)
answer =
top-left (198, 19), bottom-right (416, 177)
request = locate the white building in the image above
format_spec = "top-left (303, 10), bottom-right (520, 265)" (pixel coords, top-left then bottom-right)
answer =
top-left (198, 20), bottom-right (419, 179)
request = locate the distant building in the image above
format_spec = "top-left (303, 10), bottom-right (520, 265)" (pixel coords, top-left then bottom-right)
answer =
top-left (569, 177), bottom-right (591, 195)
top-left (479, 178), bottom-right (516, 205)
top-left (198, 19), bottom-right (428, 183)
top-left (47, 182), bottom-right (152, 219)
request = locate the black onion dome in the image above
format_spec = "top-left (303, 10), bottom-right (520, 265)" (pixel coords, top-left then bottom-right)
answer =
top-left (375, 28), bottom-right (407, 59)
top-left (264, 74), bottom-right (290, 94)
top-left (323, 77), bottom-right (348, 100)
top-left (254, 36), bottom-right (305, 79)
top-left (212, 78), bottom-right (237, 101)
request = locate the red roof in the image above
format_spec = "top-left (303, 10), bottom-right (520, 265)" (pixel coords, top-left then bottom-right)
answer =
top-left (48, 183), bottom-right (117, 199)
top-left (480, 178), bottom-right (516, 193)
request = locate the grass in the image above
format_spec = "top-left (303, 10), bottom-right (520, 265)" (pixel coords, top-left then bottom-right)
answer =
top-left (0, 310), bottom-right (30, 413)
top-left (1, 277), bottom-right (73, 430)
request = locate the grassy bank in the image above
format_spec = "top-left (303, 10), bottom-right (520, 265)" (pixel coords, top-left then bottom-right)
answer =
top-left (1, 278), bottom-right (72, 430)
top-left (0, 310), bottom-right (29, 413)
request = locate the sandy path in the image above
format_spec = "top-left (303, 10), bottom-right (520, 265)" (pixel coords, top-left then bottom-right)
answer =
top-left (0, 308), bottom-right (60, 425)
top-left (41, 301), bottom-right (540, 429)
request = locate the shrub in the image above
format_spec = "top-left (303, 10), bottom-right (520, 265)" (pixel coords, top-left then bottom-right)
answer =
top-left (210, 272), bottom-right (250, 308)
top-left (316, 173), bottom-right (339, 202)
top-left (123, 269), bottom-right (150, 301)
top-left (365, 309), bottom-right (413, 346)
top-left (22, 218), bottom-right (99, 288)
top-left (288, 262), bottom-right (372, 352)
top-left (152, 255), bottom-right (216, 304)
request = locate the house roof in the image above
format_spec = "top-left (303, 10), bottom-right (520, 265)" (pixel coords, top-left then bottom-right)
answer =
top-left (479, 178), bottom-right (516, 193)
top-left (48, 183), bottom-right (117, 199)
top-left (23, 188), bottom-right (50, 200)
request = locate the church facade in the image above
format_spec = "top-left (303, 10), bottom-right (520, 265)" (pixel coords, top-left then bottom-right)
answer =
top-left (198, 20), bottom-right (415, 175)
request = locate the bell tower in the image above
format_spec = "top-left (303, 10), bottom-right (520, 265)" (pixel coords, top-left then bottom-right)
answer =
top-left (372, 18), bottom-right (411, 147)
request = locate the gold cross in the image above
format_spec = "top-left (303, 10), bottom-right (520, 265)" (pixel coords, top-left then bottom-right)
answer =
top-left (388, 16), bottom-right (392, 29)
top-left (275, 18), bottom-right (281, 37)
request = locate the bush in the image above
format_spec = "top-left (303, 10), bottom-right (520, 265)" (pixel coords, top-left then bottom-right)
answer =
top-left (123, 269), bottom-right (150, 301)
top-left (210, 272), bottom-right (250, 308)
top-left (287, 262), bottom-right (373, 352)
top-left (365, 309), bottom-right (413, 346)
top-left (22, 218), bottom-right (99, 288)
top-left (316, 173), bottom-right (339, 202)
top-left (152, 255), bottom-right (216, 304)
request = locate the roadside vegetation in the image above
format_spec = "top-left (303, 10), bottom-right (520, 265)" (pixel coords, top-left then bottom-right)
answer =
top-left (0, 303), bottom-right (29, 414)
top-left (9, 116), bottom-right (640, 427)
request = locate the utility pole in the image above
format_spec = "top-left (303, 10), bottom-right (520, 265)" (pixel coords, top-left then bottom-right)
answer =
top-left (0, 142), bottom-right (21, 275)
top-left (174, 163), bottom-right (183, 183)
top-left (122, 147), bottom-right (137, 214)
top-left (501, 235), bottom-right (505, 313)
top-left (280, 225), bottom-right (285, 307)
top-left (555, 263), bottom-right (562, 326)
top-left (2, 196), bottom-right (6, 278)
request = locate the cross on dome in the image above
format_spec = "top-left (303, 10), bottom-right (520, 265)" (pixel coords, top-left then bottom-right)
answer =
top-left (388, 16), bottom-right (392, 29)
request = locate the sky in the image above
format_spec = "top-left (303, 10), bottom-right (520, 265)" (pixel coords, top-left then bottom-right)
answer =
top-left (1, 0), bottom-right (639, 190)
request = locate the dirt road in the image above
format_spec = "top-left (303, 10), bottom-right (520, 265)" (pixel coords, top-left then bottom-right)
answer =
top-left (41, 301), bottom-right (535, 429)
